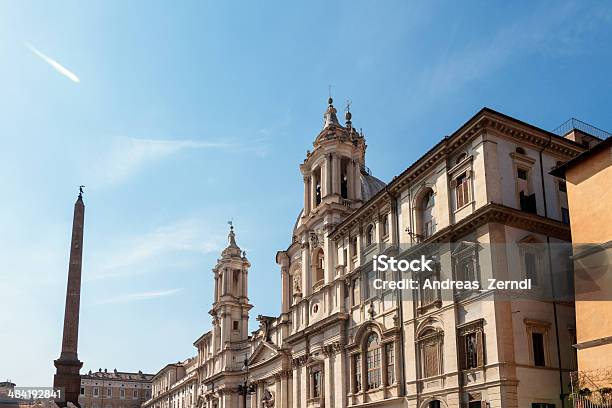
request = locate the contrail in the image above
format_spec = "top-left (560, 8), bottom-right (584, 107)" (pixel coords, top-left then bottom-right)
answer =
top-left (25, 42), bottom-right (80, 83)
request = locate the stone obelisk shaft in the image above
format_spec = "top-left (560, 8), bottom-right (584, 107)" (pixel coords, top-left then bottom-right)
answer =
top-left (53, 194), bottom-right (85, 408)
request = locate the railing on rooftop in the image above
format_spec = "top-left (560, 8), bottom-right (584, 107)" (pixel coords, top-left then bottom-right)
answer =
top-left (553, 118), bottom-right (611, 140)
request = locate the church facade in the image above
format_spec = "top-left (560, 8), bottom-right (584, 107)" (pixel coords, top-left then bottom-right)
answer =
top-left (142, 100), bottom-right (594, 408)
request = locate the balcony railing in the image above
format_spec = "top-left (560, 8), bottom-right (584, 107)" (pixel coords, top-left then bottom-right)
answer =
top-left (553, 118), bottom-right (611, 140)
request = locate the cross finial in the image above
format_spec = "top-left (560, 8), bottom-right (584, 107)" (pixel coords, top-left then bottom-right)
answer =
top-left (345, 100), bottom-right (351, 113)
top-left (78, 185), bottom-right (85, 199)
top-left (227, 219), bottom-right (233, 231)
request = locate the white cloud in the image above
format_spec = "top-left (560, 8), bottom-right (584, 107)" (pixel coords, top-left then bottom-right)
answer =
top-left (92, 137), bottom-right (267, 186)
top-left (89, 219), bottom-right (223, 280)
top-left (95, 288), bottom-right (181, 305)
top-left (25, 42), bottom-right (80, 83)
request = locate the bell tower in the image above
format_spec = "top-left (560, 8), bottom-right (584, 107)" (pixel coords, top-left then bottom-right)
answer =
top-left (300, 97), bottom-right (367, 219)
top-left (210, 224), bottom-right (252, 350)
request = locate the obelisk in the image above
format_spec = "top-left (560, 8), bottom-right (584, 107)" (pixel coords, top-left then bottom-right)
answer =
top-left (53, 187), bottom-right (85, 408)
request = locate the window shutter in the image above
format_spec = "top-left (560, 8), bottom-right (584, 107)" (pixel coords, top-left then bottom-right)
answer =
top-left (476, 330), bottom-right (485, 367)
top-left (458, 334), bottom-right (466, 370)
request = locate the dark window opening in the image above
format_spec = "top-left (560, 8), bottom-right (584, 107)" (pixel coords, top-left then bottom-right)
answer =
top-left (561, 208), bottom-right (570, 224)
top-left (429, 401), bottom-right (441, 408)
top-left (520, 191), bottom-right (537, 214)
top-left (532, 332), bottom-right (546, 367)
top-left (233, 321), bottom-right (239, 330)
top-left (466, 333), bottom-right (478, 369)
top-left (525, 253), bottom-right (538, 285)
top-left (312, 368), bottom-right (321, 398)
top-left (558, 180), bottom-right (567, 192)
top-left (341, 174), bottom-right (348, 199)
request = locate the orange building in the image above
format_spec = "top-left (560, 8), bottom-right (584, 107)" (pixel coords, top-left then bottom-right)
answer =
top-left (552, 135), bottom-right (612, 391)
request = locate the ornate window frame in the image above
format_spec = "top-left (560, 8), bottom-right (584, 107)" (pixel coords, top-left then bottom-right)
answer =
top-left (525, 318), bottom-right (551, 368)
top-left (457, 319), bottom-right (485, 370)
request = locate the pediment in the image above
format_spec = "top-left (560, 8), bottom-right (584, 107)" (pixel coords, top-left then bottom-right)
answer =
top-left (249, 341), bottom-right (280, 366)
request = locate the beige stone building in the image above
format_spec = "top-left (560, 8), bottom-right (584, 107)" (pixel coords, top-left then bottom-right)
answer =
top-left (79, 370), bottom-right (153, 408)
top-left (143, 100), bottom-right (604, 408)
top-left (551, 132), bottom-right (612, 394)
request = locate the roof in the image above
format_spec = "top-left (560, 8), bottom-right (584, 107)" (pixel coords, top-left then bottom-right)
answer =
top-left (550, 137), bottom-right (612, 178)
top-left (82, 370), bottom-right (154, 381)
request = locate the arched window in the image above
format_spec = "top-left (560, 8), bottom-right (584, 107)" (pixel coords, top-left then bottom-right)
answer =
top-left (313, 248), bottom-right (325, 288)
top-left (313, 167), bottom-right (322, 206)
top-left (366, 333), bottom-right (381, 389)
top-left (341, 158), bottom-right (350, 199)
top-left (365, 224), bottom-right (375, 246)
top-left (416, 189), bottom-right (435, 240)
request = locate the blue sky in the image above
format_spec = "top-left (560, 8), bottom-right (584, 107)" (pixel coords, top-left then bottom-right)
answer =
top-left (1, 0), bottom-right (611, 386)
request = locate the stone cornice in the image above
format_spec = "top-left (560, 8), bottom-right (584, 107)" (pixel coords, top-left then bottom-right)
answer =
top-left (285, 312), bottom-right (349, 345)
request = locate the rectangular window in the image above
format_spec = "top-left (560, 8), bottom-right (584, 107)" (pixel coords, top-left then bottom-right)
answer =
top-left (561, 207), bottom-right (570, 224)
top-left (456, 173), bottom-right (470, 208)
top-left (311, 368), bottom-right (321, 398)
top-left (133, 390), bottom-right (138, 398)
top-left (532, 332), bottom-right (546, 367)
top-left (518, 169), bottom-right (528, 180)
top-left (107, 388), bottom-right (111, 397)
top-left (532, 404), bottom-right (555, 408)
top-left (465, 332), bottom-right (478, 368)
top-left (353, 278), bottom-right (360, 305)
top-left (120, 388), bottom-right (125, 398)
top-left (468, 403), bottom-right (482, 408)
top-left (233, 321), bottom-right (239, 330)
top-left (423, 342), bottom-right (439, 378)
top-left (366, 347), bottom-right (381, 389)
top-left (354, 353), bottom-right (361, 392)
top-left (93, 388), bottom-right (99, 397)
top-left (525, 252), bottom-right (538, 285)
top-left (558, 180), bottom-right (567, 192)
top-left (385, 343), bottom-right (395, 384)
top-left (364, 270), bottom-right (376, 299)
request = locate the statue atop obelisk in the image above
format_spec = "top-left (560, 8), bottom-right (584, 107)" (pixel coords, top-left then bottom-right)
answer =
top-left (53, 186), bottom-right (85, 407)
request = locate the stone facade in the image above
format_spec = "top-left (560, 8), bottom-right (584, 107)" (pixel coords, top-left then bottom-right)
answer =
top-left (79, 370), bottom-right (153, 408)
top-left (143, 101), bottom-right (595, 408)
top-left (551, 134), bottom-right (612, 390)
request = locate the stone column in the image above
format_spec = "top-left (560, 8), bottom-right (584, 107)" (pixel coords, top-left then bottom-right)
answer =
top-left (325, 154), bottom-right (332, 198)
top-left (303, 175), bottom-right (311, 217)
top-left (281, 266), bottom-right (290, 314)
top-left (302, 243), bottom-right (311, 297)
top-left (292, 366), bottom-right (300, 408)
top-left (324, 356), bottom-right (334, 408)
top-left (311, 172), bottom-right (319, 210)
top-left (354, 161), bottom-right (362, 201)
top-left (214, 274), bottom-right (219, 302)
top-left (332, 154), bottom-right (340, 195)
